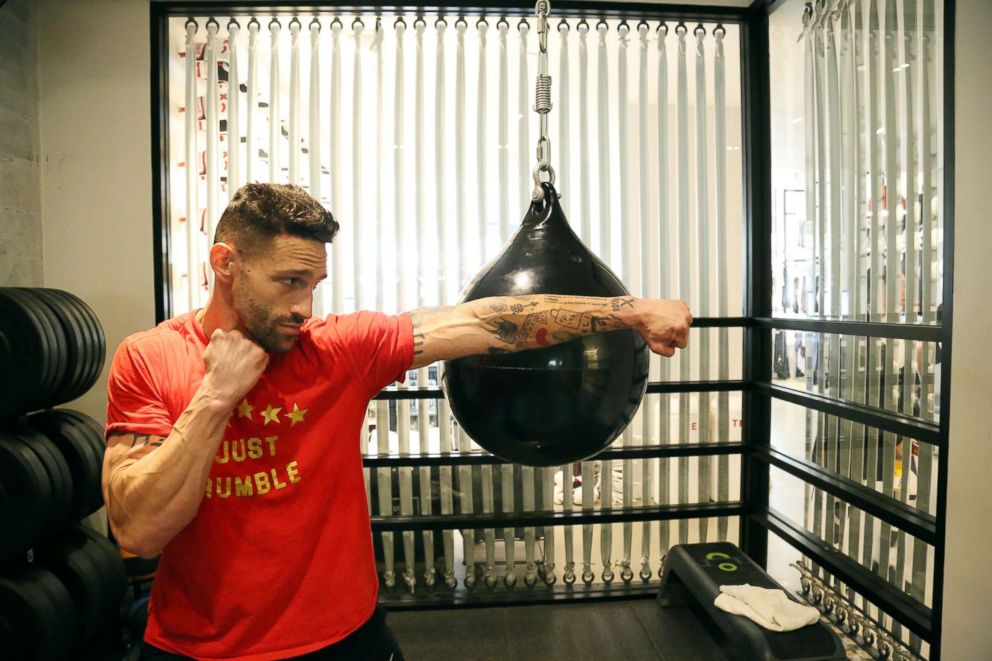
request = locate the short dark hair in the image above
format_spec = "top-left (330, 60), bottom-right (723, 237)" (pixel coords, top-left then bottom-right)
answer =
top-left (214, 183), bottom-right (339, 254)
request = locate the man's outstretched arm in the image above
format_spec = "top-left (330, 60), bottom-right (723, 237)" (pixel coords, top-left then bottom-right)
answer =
top-left (407, 295), bottom-right (692, 370)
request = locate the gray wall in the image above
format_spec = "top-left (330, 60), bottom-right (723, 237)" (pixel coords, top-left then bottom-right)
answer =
top-left (38, 0), bottom-right (155, 419)
top-left (940, 1), bottom-right (992, 658)
top-left (0, 0), bottom-right (43, 286)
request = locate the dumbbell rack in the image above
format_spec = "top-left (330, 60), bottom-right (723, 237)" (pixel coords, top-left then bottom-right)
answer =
top-left (0, 287), bottom-right (127, 660)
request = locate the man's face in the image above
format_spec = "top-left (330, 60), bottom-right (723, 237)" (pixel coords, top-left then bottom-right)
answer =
top-left (231, 234), bottom-right (327, 353)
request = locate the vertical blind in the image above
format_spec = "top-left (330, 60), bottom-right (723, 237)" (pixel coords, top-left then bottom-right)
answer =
top-left (166, 12), bottom-right (745, 598)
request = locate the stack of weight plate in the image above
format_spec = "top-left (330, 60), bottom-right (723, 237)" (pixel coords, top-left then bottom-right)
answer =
top-left (0, 287), bottom-right (126, 660)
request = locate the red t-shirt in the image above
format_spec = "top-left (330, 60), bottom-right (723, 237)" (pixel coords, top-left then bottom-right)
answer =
top-left (105, 310), bottom-right (414, 660)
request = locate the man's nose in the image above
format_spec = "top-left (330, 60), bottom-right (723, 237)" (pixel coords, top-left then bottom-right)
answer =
top-left (290, 294), bottom-right (313, 321)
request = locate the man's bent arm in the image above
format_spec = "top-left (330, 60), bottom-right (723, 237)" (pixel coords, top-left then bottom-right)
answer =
top-left (102, 391), bottom-right (231, 558)
top-left (407, 295), bottom-right (692, 369)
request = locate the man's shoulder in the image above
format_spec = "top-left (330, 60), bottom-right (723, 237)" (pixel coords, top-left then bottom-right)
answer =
top-left (302, 311), bottom-right (391, 344)
top-left (119, 312), bottom-right (198, 356)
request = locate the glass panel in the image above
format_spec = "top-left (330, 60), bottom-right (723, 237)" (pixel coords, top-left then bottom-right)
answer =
top-left (771, 398), bottom-right (939, 514)
top-left (770, 331), bottom-right (943, 422)
top-left (769, 467), bottom-right (934, 610)
top-left (769, 0), bottom-right (945, 324)
top-left (659, 326), bottom-right (744, 383)
top-left (767, 0), bottom-right (945, 652)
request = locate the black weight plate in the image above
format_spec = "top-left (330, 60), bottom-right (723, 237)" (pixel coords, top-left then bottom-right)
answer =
top-left (0, 433), bottom-right (52, 558)
top-left (20, 289), bottom-right (72, 410)
top-left (0, 289), bottom-right (47, 419)
top-left (48, 288), bottom-right (94, 403)
top-left (76, 527), bottom-right (127, 631)
top-left (29, 289), bottom-right (88, 405)
top-left (35, 528), bottom-right (105, 646)
top-left (75, 525), bottom-right (128, 613)
top-left (56, 410), bottom-right (106, 514)
top-left (23, 289), bottom-right (72, 407)
top-left (57, 289), bottom-right (103, 401)
top-left (29, 564), bottom-right (77, 657)
top-left (40, 288), bottom-right (97, 404)
top-left (0, 614), bottom-right (23, 660)
top-left (57, 408), bottom-right (106, 451)
top-left (46, 289), bottom-right (100, 403)
top-left (31, 411), bottom-right (103, 519)
top-left (40, 288), bottom-right (94, 405)
top-left (51, 290), bottom-right (105, 397)
top-left (20, 288), bottom-right (71, 406)
top-left (14, 428), bottom-right (73, 539)
top-left (0, 569), bottom-right (54, 661)
top-left (5, 288), bottom-right (62, 412)
top-left (62, 413), bottom-right (106, 516)
top-left (0, 564), bottom-right (75, 661)
top-left (54, 409), bottom-right (108, 513)
top-left (28, 412), bottom-right (100, 522)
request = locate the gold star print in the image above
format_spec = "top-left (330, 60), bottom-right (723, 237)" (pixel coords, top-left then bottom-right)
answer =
top-left (237, 398), bottom-right (255, 420)
top-left (261, 403), bottom-right (282, 425)
top-left (285, 403), bottom-right (308, 427)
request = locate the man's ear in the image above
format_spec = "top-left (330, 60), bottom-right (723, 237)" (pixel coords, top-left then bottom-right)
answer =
top-left (210, 242), bottom-right (238, 283)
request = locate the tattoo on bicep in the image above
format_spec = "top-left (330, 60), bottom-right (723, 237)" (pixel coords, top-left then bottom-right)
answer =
top-left (489, 302), bottom-right (507, 313)
top-left (128, 434), bottom-right (162, 448)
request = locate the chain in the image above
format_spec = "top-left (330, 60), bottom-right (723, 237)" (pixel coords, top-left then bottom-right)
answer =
top-left (532, 0), bottom-right (556, 201)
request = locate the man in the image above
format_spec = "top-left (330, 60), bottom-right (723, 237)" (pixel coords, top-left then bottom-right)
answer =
top-left (103, 183), bottom-right (692, 660)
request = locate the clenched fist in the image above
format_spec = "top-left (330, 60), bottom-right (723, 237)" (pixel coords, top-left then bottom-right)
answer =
top-left (632, 299), bottom-right (693, 357)
top-left (202, 329), bottom-right (269, 408)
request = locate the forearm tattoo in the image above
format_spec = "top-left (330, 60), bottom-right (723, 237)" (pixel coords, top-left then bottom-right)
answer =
top-left (408, 296), bottom-right (635, 364)
top-left (480, 295), bottom-right (632, 351)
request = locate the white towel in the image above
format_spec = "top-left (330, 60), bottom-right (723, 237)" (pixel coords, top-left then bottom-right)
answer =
top-left (713, 584), bottom-right (821, 632)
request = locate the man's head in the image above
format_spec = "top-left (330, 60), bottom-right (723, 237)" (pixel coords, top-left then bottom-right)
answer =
top-left (210, 183), bottom-right (337, 353)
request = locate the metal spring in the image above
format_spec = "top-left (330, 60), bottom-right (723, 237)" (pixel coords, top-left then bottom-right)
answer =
top-left (792, 562), bottom-right (923, 660)
top-left (535, 74), bottom-right (553, 113)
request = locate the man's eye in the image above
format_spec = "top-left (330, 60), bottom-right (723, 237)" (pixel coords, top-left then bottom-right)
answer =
top-left (283, 277), bottom-right (302, 287)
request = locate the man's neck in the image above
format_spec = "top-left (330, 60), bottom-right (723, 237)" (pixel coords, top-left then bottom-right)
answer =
top-left (198, 293), bottom-right (240, 340)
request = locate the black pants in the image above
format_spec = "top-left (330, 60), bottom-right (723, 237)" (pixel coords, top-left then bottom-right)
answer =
top-left (140, 606), bottom-right (404, 660)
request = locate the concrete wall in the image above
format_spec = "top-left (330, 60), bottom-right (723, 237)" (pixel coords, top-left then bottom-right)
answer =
top-left (0, 0), bottom-right (43, 286)
top-left (940, 1), bottom-right (992, 659)
top-left (38, 0), bottom-right (155, 420)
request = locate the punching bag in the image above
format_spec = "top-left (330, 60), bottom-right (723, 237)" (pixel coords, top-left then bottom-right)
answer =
top-left (442, 182), bottom-right (649, 466)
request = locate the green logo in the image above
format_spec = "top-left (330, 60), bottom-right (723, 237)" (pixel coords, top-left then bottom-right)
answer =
top-left (704, 551), bottom-right (737, 571)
